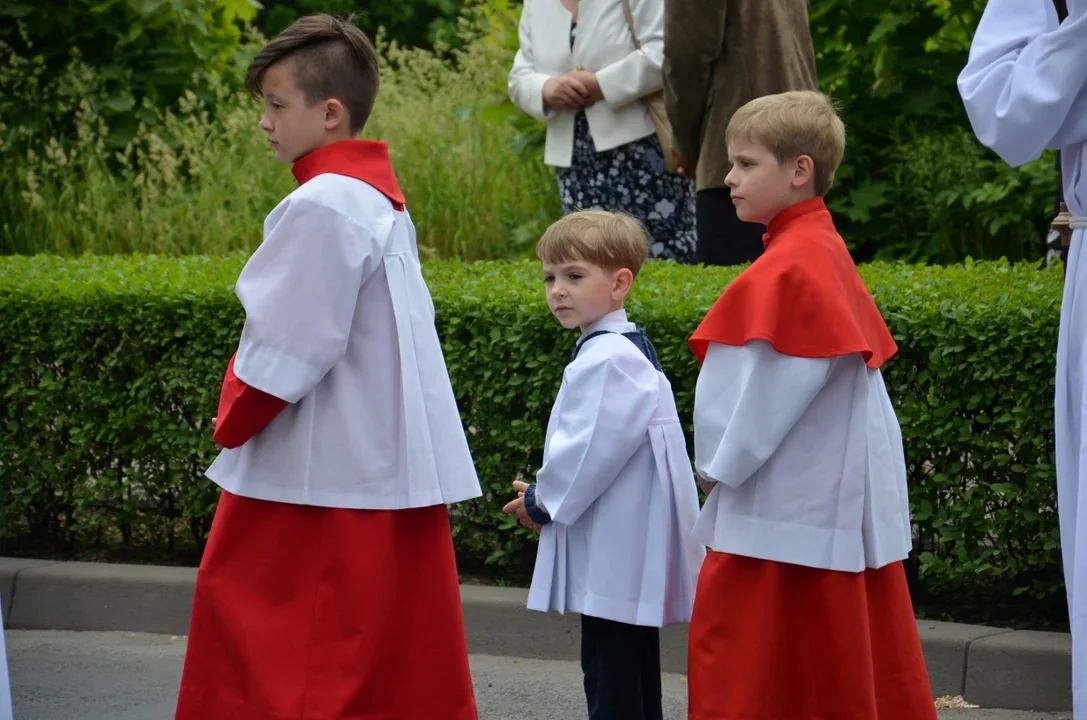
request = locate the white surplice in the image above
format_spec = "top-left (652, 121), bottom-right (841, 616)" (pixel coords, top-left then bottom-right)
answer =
top-left (692, 341), bottom-right (913, 573)
top-left (528, 310), bottom-right (705, 627)
top-left (206, 174), bottom-right (482, 510)
top-left (0, 599), bottom-right (12, 720)
top-left (958, 0), bottom-right (1087, 712)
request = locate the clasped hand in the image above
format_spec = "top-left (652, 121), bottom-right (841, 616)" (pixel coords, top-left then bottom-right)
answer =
top-left (543, 70), bottom-right (603, 110)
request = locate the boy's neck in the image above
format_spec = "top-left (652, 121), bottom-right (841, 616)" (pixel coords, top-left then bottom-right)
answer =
top-left (768, 192), bottom-right (822, 225)
top-left (297, 132), bottom-right (358, 162)
top-left (579, 304), bottom-right (627, 334)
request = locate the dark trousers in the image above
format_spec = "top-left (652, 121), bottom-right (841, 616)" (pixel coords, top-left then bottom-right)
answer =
top-left (695, 187), bottom-right (767, 267)
top-left (580, 614), bottom-right (663, 720)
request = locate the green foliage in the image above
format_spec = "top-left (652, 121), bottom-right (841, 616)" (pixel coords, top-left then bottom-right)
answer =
top-left (810, 0), bottom-right (1059, 263)
top-left (0, 13), bottom-right (558, 258)
top-left (257, 0), bottom-right (465, 49)
top-left (0, 255), bottom-right (1066, 625)
top-left (0, 0), bottom-right (259, 152)
top-left (886, 126), bottom-right (1059, 263)
top-left (0, 0), bottom-right (1062, 263)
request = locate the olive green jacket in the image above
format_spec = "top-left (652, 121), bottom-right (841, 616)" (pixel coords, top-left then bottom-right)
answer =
top-left (663, 0), bottom-right (818, 191)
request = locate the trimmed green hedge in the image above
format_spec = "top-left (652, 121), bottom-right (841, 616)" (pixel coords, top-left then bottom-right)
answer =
top-left (0, 256), bottom-right (1066, 625)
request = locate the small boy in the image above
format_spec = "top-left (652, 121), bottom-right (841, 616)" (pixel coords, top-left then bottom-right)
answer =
top-left (503, 211), bottom-right (705, 720)
top-left (174, 15), bottom-right (482, 720)
top-left (686, 90), bottom-right (936, 719)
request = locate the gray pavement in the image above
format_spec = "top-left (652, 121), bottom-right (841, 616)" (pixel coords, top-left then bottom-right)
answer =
top-left (3, 630), bottom-right (1073, 720)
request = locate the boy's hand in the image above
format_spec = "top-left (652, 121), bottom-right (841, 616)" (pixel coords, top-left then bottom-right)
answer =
top-left (694, 468), bottom-right (715, 496)
top-left (212, 416), bottom-right (218, 428)
top-left (502, 481), bottom-right (542, 533)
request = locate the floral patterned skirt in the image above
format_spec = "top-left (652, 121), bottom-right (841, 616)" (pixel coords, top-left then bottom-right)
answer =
top-left (557, 111), bottom-right (697, 264)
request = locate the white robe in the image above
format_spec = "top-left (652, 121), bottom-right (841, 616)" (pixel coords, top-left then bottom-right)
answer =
top-left (693, 341), bottom-right (913, 573)
top-left (958, 2), bottom-right (1087, 714)
top-left (0, 599), bottom-right (12, 720)
top-left (206, 174), bottom-right (482, 510)
top-left (528, 310), bottom-right (705, 627)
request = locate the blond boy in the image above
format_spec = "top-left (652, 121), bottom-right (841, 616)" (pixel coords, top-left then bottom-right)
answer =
top-left (504, 211), bottom-right (704, 720)
top-left (686, 91), bottom-right (937, 719)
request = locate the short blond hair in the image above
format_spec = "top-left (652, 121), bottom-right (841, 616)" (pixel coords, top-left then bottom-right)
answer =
top-left (726, 91), bottom-right (846, 196)
top-left (536, 210), bottom-right (650, 276)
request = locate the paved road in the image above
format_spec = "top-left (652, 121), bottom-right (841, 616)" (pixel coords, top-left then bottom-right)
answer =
top-left (4, 630), bottom-right (1072, 720)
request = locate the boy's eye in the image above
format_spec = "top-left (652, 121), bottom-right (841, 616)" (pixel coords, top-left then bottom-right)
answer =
top-left (568, 273), bottom-right (582, 280)
top-left (543, 275), bottom-right (554, 284)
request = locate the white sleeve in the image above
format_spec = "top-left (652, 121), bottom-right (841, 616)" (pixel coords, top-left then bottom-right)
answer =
top-left (535, 352), bottom-right (658, 526)
top-left (957, 0), bottom-right (1087, 166)
top-left (596, 0), bottom-right (665, 109)
top-left (232, 196), bottom-right (387, 403)
top-left (508, 0), bottom-right (555, 123)
top-left (1050, 86), bottom-right (1087, 149)
top-left (694, 341), bottom-right (832, 489)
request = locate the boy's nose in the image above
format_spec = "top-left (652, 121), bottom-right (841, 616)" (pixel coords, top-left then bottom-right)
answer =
top-left (724, 169), bottom-right (738, 188)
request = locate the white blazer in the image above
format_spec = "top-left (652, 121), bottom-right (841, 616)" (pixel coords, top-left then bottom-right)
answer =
top-left (508, 0), bottom-right (664, 168)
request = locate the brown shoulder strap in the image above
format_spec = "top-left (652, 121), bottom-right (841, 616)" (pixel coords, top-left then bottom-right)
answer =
top-left (620, 0), bottom-right (642, 49)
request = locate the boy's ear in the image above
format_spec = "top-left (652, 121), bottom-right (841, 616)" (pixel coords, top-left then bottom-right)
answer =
top-left (792, 154), bottom-right (815, 189)
top-left (323, 98), bottom-right (347, 131)
top-left (613, 268), bottom-right (634, 297)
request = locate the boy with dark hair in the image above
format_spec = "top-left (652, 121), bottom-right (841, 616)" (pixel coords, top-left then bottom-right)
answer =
top-left (174, 14), bottom-right (481, 720)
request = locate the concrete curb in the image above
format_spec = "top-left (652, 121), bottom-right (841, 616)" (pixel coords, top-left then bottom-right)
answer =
top-left (0, 557), bottom-right (1072, 711)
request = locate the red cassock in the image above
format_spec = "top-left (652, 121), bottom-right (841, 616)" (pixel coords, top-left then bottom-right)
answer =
top-left (685, 197), bottom-right (935, 720)
top-left (175, 141), bottom-right (477, 720)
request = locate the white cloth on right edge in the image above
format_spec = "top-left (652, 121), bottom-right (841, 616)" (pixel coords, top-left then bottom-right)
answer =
top-left (692, 340), bottom-right (913, 574)
top-left (958, 1), bottom-right (1087, 714)
top-left (0, 598), bottom-right (13, 720)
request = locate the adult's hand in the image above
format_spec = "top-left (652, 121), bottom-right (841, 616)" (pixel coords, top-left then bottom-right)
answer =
top-left (543, 74), bottom-right (590, 110)
top-left (568, 70), bottom-right (604, 105)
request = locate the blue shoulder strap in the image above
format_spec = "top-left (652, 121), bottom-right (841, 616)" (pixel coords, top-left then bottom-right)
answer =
top-left (571, 328), bottom-right (663, 371)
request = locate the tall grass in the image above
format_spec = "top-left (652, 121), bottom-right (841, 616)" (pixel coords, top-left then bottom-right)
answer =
top-left (0, 13), bottom-right (560, 259)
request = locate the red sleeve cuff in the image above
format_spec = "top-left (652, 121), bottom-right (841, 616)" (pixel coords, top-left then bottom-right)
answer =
top-left (213, 354), bottom-right (289, 449)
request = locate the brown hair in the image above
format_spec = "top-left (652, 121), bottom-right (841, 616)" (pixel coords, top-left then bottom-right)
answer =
top-left (726, 90), bottom-right (846, 196)
top-left (536, 210), bottom-right (650, 276)
top-left (246, 14), bottom-right (380, 135)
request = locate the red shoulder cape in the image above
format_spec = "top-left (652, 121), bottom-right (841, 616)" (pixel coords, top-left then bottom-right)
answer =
top-left (688, 197), bottom-right (897, 369)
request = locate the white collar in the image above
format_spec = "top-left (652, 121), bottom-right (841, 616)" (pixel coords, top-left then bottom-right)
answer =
top-left (578, 308), bottom-right (635, 343)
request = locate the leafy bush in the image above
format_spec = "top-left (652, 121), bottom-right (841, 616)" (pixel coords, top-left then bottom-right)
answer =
top-left (884, 126), bottom-right (1060, 264)
top-left (0, 255), bottom-right (1066, 626)
top-left (258, 0), bottom-right (465, 50)
top-left (810, 0), bottom-right (1060, 263)
top-left (0, 0), bottom-right (1063, 263)
top-left (0, 10), bottom-right (559, 258)
top-left (0, 0), bottom-right (260, 152)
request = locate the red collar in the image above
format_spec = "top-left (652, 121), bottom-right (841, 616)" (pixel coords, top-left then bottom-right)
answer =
top-left (762, 196), bottom-right (828, 249)
top-left (292, 140), bottom-right (406, 210)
